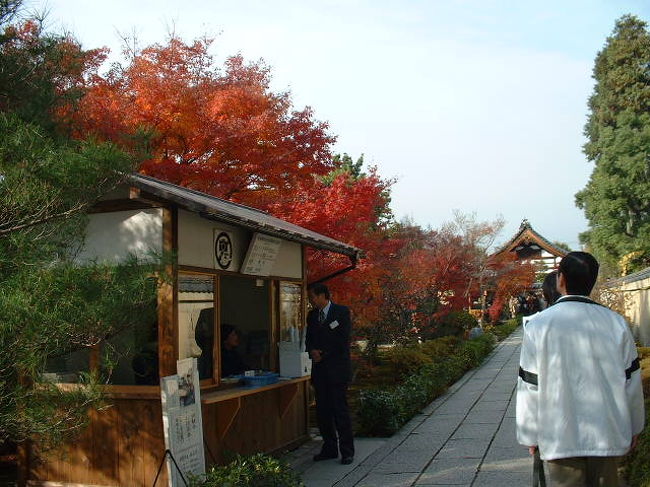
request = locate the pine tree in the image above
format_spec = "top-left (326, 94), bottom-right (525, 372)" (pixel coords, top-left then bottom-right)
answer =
top-left (0, 2), bottom-right (159, 448)
top-left (576, 15), bottom-right (650, 275)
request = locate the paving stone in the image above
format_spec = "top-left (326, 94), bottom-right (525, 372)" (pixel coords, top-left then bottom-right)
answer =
top-left (480, 453), bottom-right (532, 473)
top-left (471, 399), bottom-right (509, 411)
top-left (414, 485), bottom-right (471, 487)
top-left (398, 434), bottom-right (446, 452)
top-left (462, 409), bottom-right (504, 425)
top-left (483, 445), bottom-right (528, 464)
top-left (452, 422), bottom-right (498, 440)
top-left (449, 389), bottom-right (483, 401)
top-left (472, 374), bottom-right (501, 387)
top-left (492, 421), bottom-right (517, 444)
top-left (435, 438), bottom-right (491, 459)
top-left (432, 403), bottom-right (472, 416)
top-left (413, 422), bottom-right (460, 440)
top-left (486, 381), bottom-right (515, 391)
top-left (307, 480), bottom-right (339, 487)
top-left (464, 383), bottom-right (489, 394)
top-left (478, 392), bottom-right (512, 403)
top-left (355, 472), bottom-right (420, 486)
top-left (472, 470), bottom-right (531, 486)
top-left (372, 451), bottom-right (435, 474)
top-left (418, 457), bottom-right (480, 485)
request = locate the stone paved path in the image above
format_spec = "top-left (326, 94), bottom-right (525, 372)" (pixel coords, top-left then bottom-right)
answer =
top-left (286, 328), bottom-right (534, 486)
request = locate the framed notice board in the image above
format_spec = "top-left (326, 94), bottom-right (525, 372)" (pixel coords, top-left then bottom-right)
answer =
top-left (240, 233), bottom-right (282, 276)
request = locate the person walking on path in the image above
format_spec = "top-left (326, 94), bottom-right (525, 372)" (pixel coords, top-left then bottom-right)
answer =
top-left (516, 251), bottom-right (645, 486)
top-left (306, 282), bottom-right (355, 465)
top-left (525, 270), bottom-right (562, 486)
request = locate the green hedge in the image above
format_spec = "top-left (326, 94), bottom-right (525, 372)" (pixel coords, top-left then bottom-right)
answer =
top-left (190, 453), bottom-right (304, 487)
top-left (384, 344), bottom-right (433, 379)
top-left (357, 334), bottom-right (495, 437)
top-left (488, 317), bottom-right (520, 341)
top-left (383, 336), bottom-right (466, 381)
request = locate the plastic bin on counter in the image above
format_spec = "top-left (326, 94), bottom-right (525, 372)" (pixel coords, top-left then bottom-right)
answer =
top-left (235, 371), bottom-right (279, 387)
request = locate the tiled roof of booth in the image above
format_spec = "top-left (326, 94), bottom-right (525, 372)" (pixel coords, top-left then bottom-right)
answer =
top-left (130, 174), bottom-right (361, 259)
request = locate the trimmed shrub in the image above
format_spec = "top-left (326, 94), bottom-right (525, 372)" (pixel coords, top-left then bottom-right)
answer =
top-left (487, 317), bottom-right (519, 341)
top-left (420, 336), bottom-right (461, 360)
top-left (356, 334), bottom-right (495, 437)
top-left (460, 334), bottom-right (496, 368)
top-left (385, 345), bottom-right (433, 379)
top-left (191, 453), bottom-right (304, 487)
top-left (357, 389), bottom-right (402, 437)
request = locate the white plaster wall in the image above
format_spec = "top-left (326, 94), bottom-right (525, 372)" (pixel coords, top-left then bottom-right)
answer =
top-left (620, 276), bottom-right (650, 346)
top-left (178, 209), bottom-right (303, 278)
top-left (177, 209), bottom-right (248, 271)
top-left (76, 209), bottom-right (162, 263)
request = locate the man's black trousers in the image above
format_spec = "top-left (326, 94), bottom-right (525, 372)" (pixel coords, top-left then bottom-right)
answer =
top-left (313, 378), bottom-right (355, 458)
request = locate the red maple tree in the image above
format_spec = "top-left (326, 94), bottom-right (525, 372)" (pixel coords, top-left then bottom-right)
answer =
top-left (73, 36), bottom-right (335, 210)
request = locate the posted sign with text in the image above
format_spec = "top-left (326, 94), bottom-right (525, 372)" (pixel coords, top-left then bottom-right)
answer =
top-left (161, 358), bottom-right (206, 486)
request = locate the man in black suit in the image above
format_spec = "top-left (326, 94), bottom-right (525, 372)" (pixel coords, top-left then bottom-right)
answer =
top-left (306, 282), bottom-right (355, 465)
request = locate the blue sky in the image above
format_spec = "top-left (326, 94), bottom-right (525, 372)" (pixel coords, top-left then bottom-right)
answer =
top-left (32, 0), bottom-right (650, 249)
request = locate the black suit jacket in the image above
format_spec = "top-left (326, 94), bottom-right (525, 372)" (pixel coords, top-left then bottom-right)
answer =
top-left (305, 302), bottom-right (352, 384)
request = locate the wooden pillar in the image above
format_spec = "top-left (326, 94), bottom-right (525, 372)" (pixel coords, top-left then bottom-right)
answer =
top-left (302, 245), bottom-right (308, 314)
top-left (301, 245), bottom-right (311, 434)
top-left (158, 206), bottom-right (178, 377)
top-left (269, 280), bottom-right (279, 371)
top-left (213, 275), bottom-right (221, 383)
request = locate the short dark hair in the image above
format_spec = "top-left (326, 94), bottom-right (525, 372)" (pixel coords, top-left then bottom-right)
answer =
top-left (308, 282), bottom-right (330, 299)
top-left (220, 323), bottom-right (235, 343)
top-left (542, 271), bottom-right (561, 306)
top-left (558, 252), bottom-right (599, 296)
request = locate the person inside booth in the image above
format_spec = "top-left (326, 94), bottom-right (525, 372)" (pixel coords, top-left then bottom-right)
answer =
top-left (220, 323), bottom-right (249, 377)
top-left (195, 307), bottom-right (215, 380)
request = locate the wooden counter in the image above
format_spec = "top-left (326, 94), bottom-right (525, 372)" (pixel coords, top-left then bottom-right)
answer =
top-left (201, 376), bottom-right (310, 403)
top-left (201, 377), bottom-right (310, 440)
top-left (28, 377), bottom-right (312, 485)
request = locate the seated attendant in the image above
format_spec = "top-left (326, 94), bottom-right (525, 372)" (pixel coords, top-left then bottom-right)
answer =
top-left (220, 324), bottom-right (249, 377)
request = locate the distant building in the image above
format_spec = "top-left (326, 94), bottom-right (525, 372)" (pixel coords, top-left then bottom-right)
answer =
top-left (491, 219), bottom-right (569, 276)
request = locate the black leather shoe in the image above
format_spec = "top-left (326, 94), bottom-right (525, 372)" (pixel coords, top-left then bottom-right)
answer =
top-left (313, 453), bottom-right (337, 462)
top-left (341, 456), bottom-right (354, 465)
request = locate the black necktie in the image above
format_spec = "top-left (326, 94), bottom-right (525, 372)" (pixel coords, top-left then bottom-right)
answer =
top-left (319, 309), bottom-right (325, 324)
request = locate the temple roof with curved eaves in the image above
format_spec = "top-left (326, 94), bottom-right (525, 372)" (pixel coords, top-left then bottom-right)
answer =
top-left (492, 219), bottom-right (569, 259)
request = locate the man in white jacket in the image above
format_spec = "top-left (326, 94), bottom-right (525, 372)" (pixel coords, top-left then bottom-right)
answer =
top-left (516, 252), bottom-right (644, 486)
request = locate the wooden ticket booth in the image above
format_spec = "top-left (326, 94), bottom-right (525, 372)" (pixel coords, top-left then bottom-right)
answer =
top-left (23, 174), bottom-right (359, 486)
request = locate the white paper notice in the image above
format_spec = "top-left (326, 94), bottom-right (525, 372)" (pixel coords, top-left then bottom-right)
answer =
top-left (160, 358), bottom-right (206, 486)
top-left (240, 233), bottom-right (282, 276)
